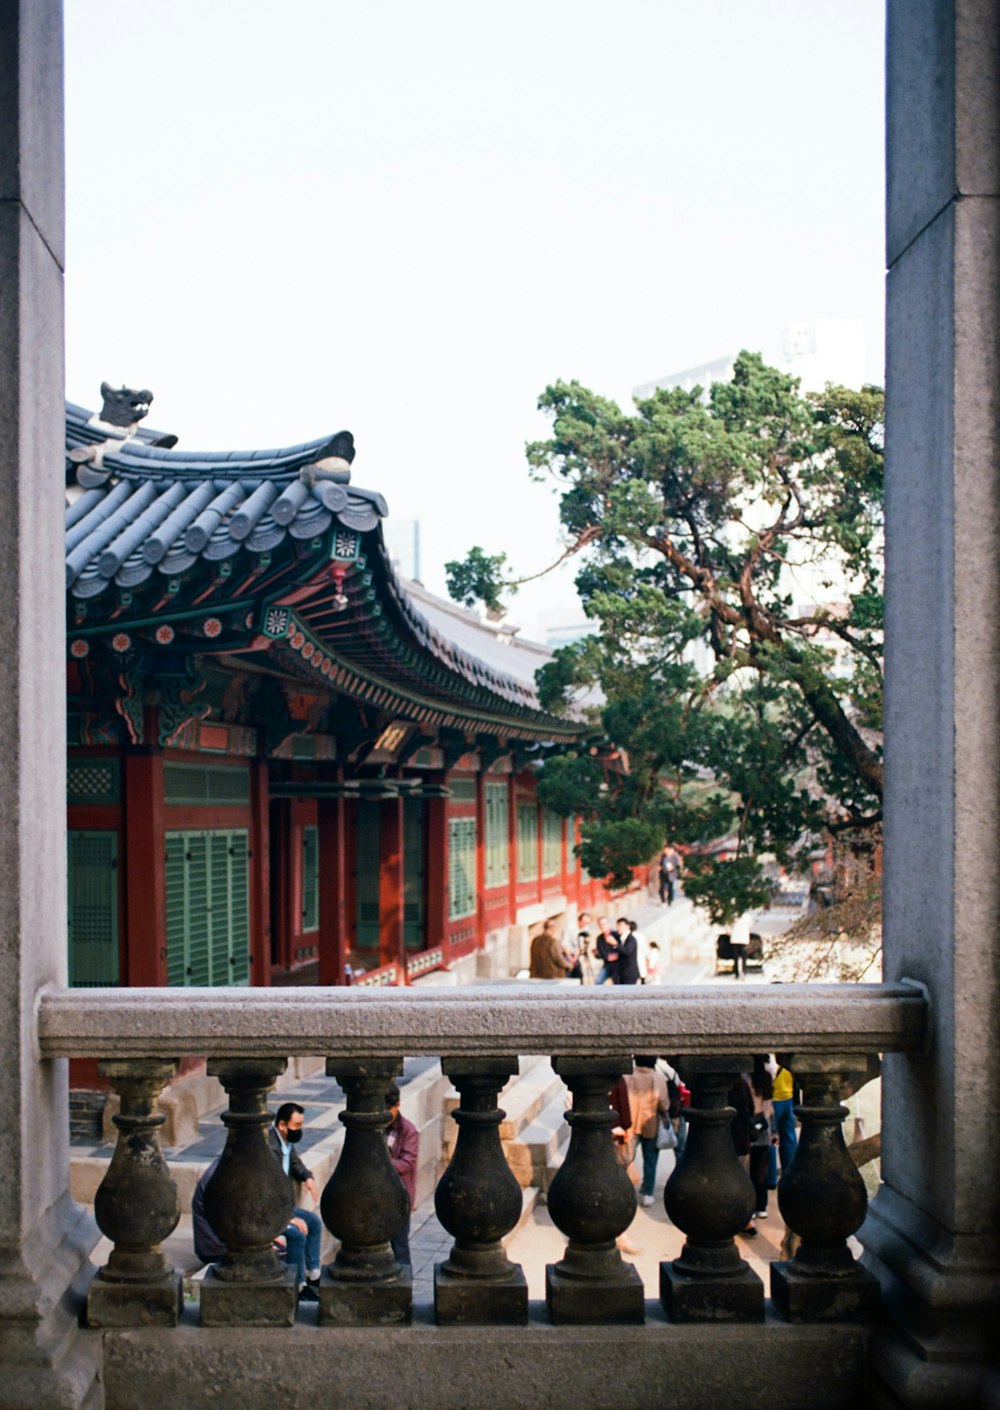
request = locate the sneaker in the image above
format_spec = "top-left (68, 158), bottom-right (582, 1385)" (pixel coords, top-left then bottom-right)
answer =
top-left (740, 1225), bottom-right (759, 1238)
top-left (298, 1282), bottom-right (320, 1302)
top-left (755, 1210), bottom-right (768, 1219)
top-left (640, 1194), bottom-right (655, 1207)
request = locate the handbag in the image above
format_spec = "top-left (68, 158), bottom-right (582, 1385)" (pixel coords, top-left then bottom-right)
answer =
top-left (656, 1118), bottom-right (678, 1151)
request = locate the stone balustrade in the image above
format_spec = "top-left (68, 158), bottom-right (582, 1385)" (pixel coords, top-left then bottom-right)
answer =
top-left (39, 983), bottom-right (926, 1335)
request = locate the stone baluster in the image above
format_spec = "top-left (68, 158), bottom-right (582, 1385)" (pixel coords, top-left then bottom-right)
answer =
top-left (545, 1056), bottom-right (644, 1324)
top-left (86, 1059), bottom-right (182, 1327)
top-left (319, 1058), bottom-right (411, 1326)
top-left (660, 1055), bottom-right (763, 1322)
top-left (434, 1057), bottom-right (527, 1325)
top-left (199, 1058), bottom-right (297, 1327)
top-left (771, 1053), bottom-right (881, 1320)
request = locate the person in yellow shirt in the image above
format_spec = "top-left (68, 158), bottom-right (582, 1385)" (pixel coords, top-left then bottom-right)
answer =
top-left (772, 1063), bottom-right (798, 1177)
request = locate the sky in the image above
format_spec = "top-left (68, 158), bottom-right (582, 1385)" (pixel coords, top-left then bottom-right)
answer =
top-left (64, 1), bottom-right (886, 640)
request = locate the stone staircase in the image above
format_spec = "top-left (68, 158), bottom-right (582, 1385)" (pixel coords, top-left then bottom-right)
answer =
top-left (440, 1053), bottom-right (570, 1201)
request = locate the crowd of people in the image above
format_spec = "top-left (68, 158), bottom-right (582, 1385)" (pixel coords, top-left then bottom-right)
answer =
top-left (529, 912), bottom-right (663, 984)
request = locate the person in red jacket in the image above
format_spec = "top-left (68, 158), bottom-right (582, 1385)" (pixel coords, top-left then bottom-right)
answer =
top-left (385, 1082), bottom-right (419, 1267)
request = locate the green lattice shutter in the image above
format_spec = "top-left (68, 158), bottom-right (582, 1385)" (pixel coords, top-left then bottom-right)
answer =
top-left (355, 801), bottom-right (381, 947)
top-left (448, 817), bottom-right (476, 920)
top-left (542, 811), bottom-right (563, 877)
top-left (68, 831), bottom-right (119, 986)
top-left (302, 825), bottom-right (319, 933)
top-left (517, 804), bottom-right (539, 881)
top-left (165, 829), bottom-right (249, 986)
top-left (225, 831), bottom-right (250, 984)
top-left (403, 798), bottom-right (425, 949)
top-left (484, 782), bottom-right (509, 888)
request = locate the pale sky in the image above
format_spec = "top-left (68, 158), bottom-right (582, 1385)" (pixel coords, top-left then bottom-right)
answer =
top-left (64, 1), bottom-right (886, 639)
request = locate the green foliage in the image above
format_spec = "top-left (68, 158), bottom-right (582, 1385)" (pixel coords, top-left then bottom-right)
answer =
top-left (444, 546), bottom-right (510, 613)
top-left (522, 353), bottom-right (884, 919)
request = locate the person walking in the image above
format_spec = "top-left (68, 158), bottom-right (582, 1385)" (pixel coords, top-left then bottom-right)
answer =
top-left (658, 845), bottom-right (682, 905)
top-left (626, 1057), bottom-right (670, 1206)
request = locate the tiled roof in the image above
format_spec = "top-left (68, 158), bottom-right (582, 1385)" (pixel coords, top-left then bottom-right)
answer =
top-left (65, 403), bottom-right (385, 600)
top-left (63, 402), bottom-right (578, 732)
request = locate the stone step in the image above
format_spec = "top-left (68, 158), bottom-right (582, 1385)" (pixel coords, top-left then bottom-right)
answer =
top-left (503, 1089), bottom-right (571, 1191)
top-left (441, 1054), bottom-right (565, 1163)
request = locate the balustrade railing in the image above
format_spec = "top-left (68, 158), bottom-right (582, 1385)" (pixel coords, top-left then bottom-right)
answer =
top-left (38, 982), bottom-right (926, 1332)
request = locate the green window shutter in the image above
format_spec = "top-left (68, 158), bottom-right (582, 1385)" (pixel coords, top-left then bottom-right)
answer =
top-left (484, 782), bottom-right (509, 888)
top-left (227, 831), bottom-right (250, 985)
top-left (448, 817), bottom-right (476, 920)
top-left (302, 825), bottom-right (319, 933)
top-left (403, 798), bottom-right (425, 949)
top-left (165, 828), bottom-right (249, 986)
top-left (355, 801), bottom-right (381, 946)
top-left (163, 762), bottom-right (250, 807)
top-left (517, 804), bottom-right (538, 881)
top-left (68, 831), bottom-right (119, 986)
top-left (542, 811), bottom-right (563, 877)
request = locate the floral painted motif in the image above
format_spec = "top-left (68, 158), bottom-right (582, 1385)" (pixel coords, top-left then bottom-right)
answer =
top-left (203, 618), bottom-right (222, 639)
top-left (70, 639), bottom-right (90, 659)
top-left (290, 630), bottom-right (305, 650)
top-left (111, 632), bottom-right (131, 654)
top-left (155, 624), bottom-right (175, 645)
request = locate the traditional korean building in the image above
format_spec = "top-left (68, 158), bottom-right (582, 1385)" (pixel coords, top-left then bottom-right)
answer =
top-left (64, 388), bottom-right (621, 1007)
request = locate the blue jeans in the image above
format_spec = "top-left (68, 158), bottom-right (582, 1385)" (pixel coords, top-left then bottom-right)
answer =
top-left (595, 962), bottom-right (613, 985)
top-left (772, 1098), bottom-right (798, 1177)
top-left (284, 1207), bottom-right (322, 1284)
top-left (638, 1134), bottom-right (660, 1198)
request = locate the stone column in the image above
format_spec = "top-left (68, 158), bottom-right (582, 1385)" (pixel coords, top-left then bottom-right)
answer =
top-left (434, 1057), bottom-right (527, 1325)
top-left (0, 3), bottom-right (101, 1404)
top-left (545, 1057), bottom-right (644, 1325)
top-left (199, 1059), bottom-right (297, 1327)
top-left (319, 1058), bottom-right (412, 1325)
top-left (87, 1059), bottom-right (182, 1326)
top-left (869, 4), bottom-right (1000, 1405)
top-left (770, 1054), bottom-right (880, 1322)
top-left (660, 1056), bottom-right (763, 1322)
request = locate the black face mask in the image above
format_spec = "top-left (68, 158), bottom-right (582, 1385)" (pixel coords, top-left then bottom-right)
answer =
top-left (283, 1127), bottom-right (303, 1144)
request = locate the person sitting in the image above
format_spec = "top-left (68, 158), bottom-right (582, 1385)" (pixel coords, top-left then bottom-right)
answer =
top-left (385, 1082), bottom-right (419, 1267)
top-left (267, 1101), bottom-right (324, 1301)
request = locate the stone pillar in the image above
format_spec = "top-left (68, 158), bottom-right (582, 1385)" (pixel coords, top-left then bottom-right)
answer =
top-left (545, 1057), bottom-right (644, 1325)
top-left (434, 1057), bottom-right (528, 1325)
top-left (199, 1059), bottom-right (297, 1327)
top-left (868, 3), bottom-right (1000, 1405)
top-left (87, 1059), bottom-right (182, 1327)
top-left (660, 1056), bottom-right (763, 1322)
top-left (319, 1058), bottom-right (412, 1325)
top-left (0, 3), bottom-right (101, 1404)
top-left (770, 1054), bottom-right (880, 1322)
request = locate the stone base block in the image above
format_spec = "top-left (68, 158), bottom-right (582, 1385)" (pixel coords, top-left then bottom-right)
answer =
top-left (319, 1266), bottom-right (412, 1326)
top-left (545, 1264), bottom-right (644, 1324)
top-left (770, 1260), bottom-right (882, 1322)
top-left (660, 1261), bottom-right (764, 1322)
top-left (199, 1267), bottom-right (297, 1327)
top-left (434, 1264), bottom-right (528, 1325)
top-left (86, 1272), bottom-right (182, 1328)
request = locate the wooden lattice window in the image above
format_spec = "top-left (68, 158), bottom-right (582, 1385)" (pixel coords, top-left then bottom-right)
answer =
top-left (67, 831), bottom-right (119, 986)
top-left (448, 817), bottom-right (477, 920)
top-left (542, 810), bottom-right (563, 877)
top-left (165, 829), bottom-right (249, 986)
top-left (484, 781), bottom-right (509, 888)
top-left (301, 825), bottom-right (319, 933)
top-left (516, 804), bottom-right (539, 882)
top-left (163, 762), bottom-right (250, 807)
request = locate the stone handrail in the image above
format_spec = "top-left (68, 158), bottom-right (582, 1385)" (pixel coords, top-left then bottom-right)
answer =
top-left (37, 980), bottom-right (927, 1059)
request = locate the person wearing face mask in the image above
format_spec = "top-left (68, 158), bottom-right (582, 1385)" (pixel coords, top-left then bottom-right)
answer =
top-left (268, 1101), bottom-right (323, 1301)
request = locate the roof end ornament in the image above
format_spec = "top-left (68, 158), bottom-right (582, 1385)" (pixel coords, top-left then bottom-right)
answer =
top-left (98, 382), bottom-right (153, 430)
top-left (300, 430), bottom-right (355, 488)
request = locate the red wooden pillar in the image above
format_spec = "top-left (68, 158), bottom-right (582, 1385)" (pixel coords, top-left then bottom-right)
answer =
top-left (380, 796), bottom-right (405, 975)
top-left (318, 791), bottom-right (348, 985)
top-left (122, 750), bottom-right (167, 986)
top-left (249, 759), bottom-right (272, 987)
top-left (270, 801), bottom-right (290, 972)
top-left (426, 792), bottom-right (447, 951)
top-left (475, 770), bottom-right (487, 951)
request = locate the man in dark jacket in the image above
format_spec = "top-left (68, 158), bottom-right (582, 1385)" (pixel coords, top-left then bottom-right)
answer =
top-left (268, 1101), bottom-right (323, 1299)
top-left (613, 917), bottom-right (640, 985)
